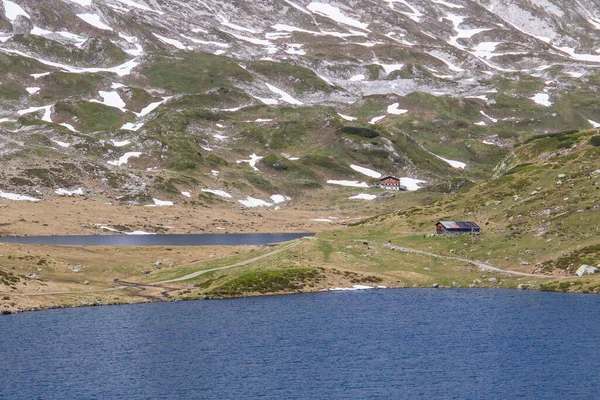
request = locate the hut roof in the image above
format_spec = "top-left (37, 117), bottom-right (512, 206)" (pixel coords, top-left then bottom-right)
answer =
top-left (437, 221), bottom-right (480, 230)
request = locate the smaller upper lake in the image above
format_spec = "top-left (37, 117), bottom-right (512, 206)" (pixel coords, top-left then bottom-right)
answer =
top-left (0, 232), bottom-right (312, 246)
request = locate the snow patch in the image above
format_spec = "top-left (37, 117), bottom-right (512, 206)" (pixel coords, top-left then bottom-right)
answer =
top-left (151, 198), bottom-right (173, 206)
top-left (26, 87), bottom-right (40, 94)
top-left (270, 194), bottom-right (291, 204)
top-left (351, 164), bottom-right (381, 178)
top-left (55, 188), bottom-right (85, 196)
top-left (307, 2), bottom-right (369, 30)
top-left (238, 197), bottom-right (273, 207)
top-left (107, 152), bottom-right (142, 166)
top-left (399, 177), bottom-right (426, 191)
top-left (236, 153), bottom-right (263, 171)
top-left (338, 113), bottom-right (357, 121)
top-left (369, 115), bottom-right (386, 124)
top-left (531, 93), bottom-right (552, 107)
top-left (265, 83), bottom-right (303, 105)
top-left (181, 191), bottom-right (191, 198)
top-left (2, 0), bottom-right (30, 22)
top-left (0, 191), bottom-right (40, 202)
top-left (202, 189), bottom-right (233, 198)
top-left (349, 194), bottom-right (377, 200)
top-left (327, 180), bottom-right (369, 188)
top-left (387, 103), bottom-right (408, 115)
top-left (77, 13), bottom-right (113, 31)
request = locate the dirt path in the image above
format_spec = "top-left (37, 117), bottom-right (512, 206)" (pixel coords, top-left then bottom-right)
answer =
top-left (1, 239), bottom-right (306, 298)
top-left (379, 242), bottom-right (550, 278)
top-left (154, 239), bottom-right (304, 284)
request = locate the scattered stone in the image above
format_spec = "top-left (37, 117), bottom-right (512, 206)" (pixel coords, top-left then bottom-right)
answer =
top-left (520, 261), bottom-right (531, 266)
top-left (68, 265), bottom-right (84, 272)
top-left (469, 284), bottom-right (475, 288)
top-left (557, 173), bottom-right (566, 179)
top-left (432, 283), bottom-right (439, 288)
top-left (517, 284), bottom-right (529, 290)
top-left (488, 277), bottom-right (498, 283)
top-left (27, 273), bottom-right (38, 279)
top-left (83, 280), bottom-right (90, 285)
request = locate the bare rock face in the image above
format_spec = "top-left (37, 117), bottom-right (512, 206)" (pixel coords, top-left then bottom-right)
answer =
top-left (12, 14), bottom-right (32, 35)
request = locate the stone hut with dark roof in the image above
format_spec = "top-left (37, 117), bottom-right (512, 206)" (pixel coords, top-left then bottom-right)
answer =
top-left (435, 221), bottom-right (481, 235)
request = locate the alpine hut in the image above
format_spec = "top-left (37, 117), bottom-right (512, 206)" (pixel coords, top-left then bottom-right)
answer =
top-left (435, 221), bottom-right (481, 235)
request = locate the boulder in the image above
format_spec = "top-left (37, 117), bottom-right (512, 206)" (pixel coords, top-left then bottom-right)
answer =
top-left (575, 265), bottom-right (598, 277)
top-left (12, 15), bottom-right (32, 35)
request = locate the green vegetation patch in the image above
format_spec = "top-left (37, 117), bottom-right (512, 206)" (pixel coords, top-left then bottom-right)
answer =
top-left (141, 51), bottom-right (252, 93)
top-left (247, 60), bottom-right (333, 94)
top-left (210, 268), bottom-right (323, 296)
top-left (589, 135), bottom-right (600, 147)
top-left (10, 35), bottom-right (130, 67)
top-left (54, 100), bottom-right (132, 132)
top-left (341, 126), bottom-right (380, 138)
top-left (39, 72), bottom-right (103, 101)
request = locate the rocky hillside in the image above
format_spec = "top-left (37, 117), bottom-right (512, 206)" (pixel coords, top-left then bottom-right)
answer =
top-left (1, 0), bottom-right (600, 207)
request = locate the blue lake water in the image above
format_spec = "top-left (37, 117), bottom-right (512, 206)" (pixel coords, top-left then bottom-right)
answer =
top-left (1, 289), bottom-right (599, 399)
top-left (0, 232), bottom-right (312, 246)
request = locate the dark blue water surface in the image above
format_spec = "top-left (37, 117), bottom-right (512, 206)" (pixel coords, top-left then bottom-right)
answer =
top-left (0, 232), bottom-right (311, 246)
top-left (1, 289), bottom-right (599, 399)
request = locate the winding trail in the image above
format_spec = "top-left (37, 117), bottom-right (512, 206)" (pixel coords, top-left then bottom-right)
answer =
top-left (378, 241), bottom-right (550, 278)
top-left (0, 239), bottom-right (305, 297)
top-left (154, 239), bottom-right (304, 284)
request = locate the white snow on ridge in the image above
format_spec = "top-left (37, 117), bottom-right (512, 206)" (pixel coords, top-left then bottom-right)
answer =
top-left (18, 105), bottom-right (53, 122)
top-left (351, 165), bottom-right (381, 178)
top-left (307, 2), bottom-right (369, 31)
top-left (181, 191), bottom-right (191, 198)
top-left (92, 91), bottom-right (127, 111)
top-left (327, 180), bottom-right (369, 188)
top-left (531, 93), bottom-right (552, 107)
top-left (55, 188), bottom-right (85, 196)
top-left (0, 48), bottom-right (140, 76)
top-left (400, 177), bottom-right (426, 191)
top-left (152, 198), bottom-right (173, 206)
top-left (480, 111), bottom-right (498, 123)
top-left (349, 193), bottom-right (377, 200)
top-left (271, 194), bottom-right (291, 204)
top-left (153, 33), bottom-right (188, 50)
top-left (60, 123), bottom-right (78, 132)
top-left (338, 113), bottom-right (357, 121)
top-left (589, 120), bottom-right (600, 128)
top-left (52, 140), bottom-right (71, 148)
top-left (117, 0), bottom-right (163, 14)
top-left (265, 83), bottom-right (303, 105)
top-left (65, 0), bottom-right (92, 5)
top-left (0, 191), bottom-right (40, 202)
top-left (434, 155), bottom-right (466, 169)
top-left (202, 189), bottom-right (233, 198)
top-left (387, 103), bottom-right (408, 115)
top-left (369, 115), bottom-right (386, 124)
top-left (385, 0), bottom-right (424, 22)
top-left (26, 87), bottom-right (40, 94)
top-left (376, 63), bottom-right (404, 74)
top-left (237, 153), bottom-right (263, 171)
top-left (239, 197), bottom-right (273, 207)
top-left (432, 0), bottom-right (463, 8)
top-left (3, 0), bottom-right (30, 22)
top-left (77, 13), bottom-right (113, 31)
top-left (112, 139), bottom-right (131, 147)
top-left (107, 152), bottom-right (142, 166)
top-left (349, 74), bottom-right (365, 82)
top-left (137, 96), bottom-right (172, 117)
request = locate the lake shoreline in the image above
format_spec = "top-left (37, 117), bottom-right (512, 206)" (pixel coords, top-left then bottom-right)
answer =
top-left (3, 283), bottom-right (596, 315)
